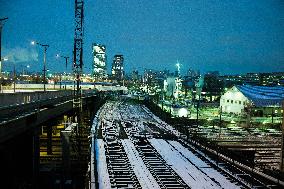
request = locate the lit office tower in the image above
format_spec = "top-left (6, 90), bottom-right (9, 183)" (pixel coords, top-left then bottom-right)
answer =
top-left (111, 55), bottom-right (124, 81)
top-left (92, 43), bottom-right (107, 80)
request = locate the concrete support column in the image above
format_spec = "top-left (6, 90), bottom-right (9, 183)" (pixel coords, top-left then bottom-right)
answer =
top-left (47, 125), bottom-right (53, 155)
top-left (61, 126), bottom-right (72, 177)
top-left (32, 127), bottom-right (40, 189)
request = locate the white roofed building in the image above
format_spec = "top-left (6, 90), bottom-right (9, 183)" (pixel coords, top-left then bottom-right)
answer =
top-left (220, 85), bottom-right (284, 116)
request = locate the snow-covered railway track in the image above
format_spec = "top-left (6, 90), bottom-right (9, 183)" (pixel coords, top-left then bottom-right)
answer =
top-left (92, 100), bottom-right (273, 189)
top-left (135, 139), bottom-right (189, 189)
top-left (104, 140), bottom-right (142, 189)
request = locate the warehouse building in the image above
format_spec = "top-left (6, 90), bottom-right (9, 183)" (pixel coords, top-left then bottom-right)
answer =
top-left (220, 85), bottom-right (284, 116)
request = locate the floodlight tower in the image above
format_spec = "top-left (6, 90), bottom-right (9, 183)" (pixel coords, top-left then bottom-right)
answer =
top-left (73, 0), bottom-right (84, 105)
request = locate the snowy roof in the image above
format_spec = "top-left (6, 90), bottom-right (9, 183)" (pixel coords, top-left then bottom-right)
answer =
top-left (236, 85), bottom-right (284, 107)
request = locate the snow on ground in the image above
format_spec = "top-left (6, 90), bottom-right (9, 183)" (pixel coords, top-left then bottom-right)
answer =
top-left (168, 141), bottom-right (209, 167)
top-left (201, 168), bottom-right (241, 189)
top-left (92, 101), bottom-right (243, 189)
top-left (168, 140), bottom-right (241, 189)
top-left (150, 139), bottom-right (231, 189)
top-left (141, 105), bottom-right (181, 136)
top-left (95, 139), bottom-right (111, 189)
top-left (91, 107), bottom-right (103, 134)
top-left (99, 102), bottom-right (121, 120)
top-left (90, 131), bottom-right (96, 189)
top-left (121, 139), bottom-right (161, 189)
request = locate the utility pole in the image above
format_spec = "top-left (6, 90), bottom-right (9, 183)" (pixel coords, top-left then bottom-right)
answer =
top-left (31, 41), bottom-right (49, 92)
top-left (13, 64), bottom-right (15, 92)
top-left (219, 106), bottom-right (222, 138)
top-left (272, 107), bottom-right (274, 123)
top-left (56, 54), bottom-right (69, 90)
top-left (0, 17), bottom-right (8, 92)
top-left (43, 45), bottom-right (48, 92)
top-left (280, 101), bottom-right (284, 172)
top-left (196, 86), bottom-right (201, 129)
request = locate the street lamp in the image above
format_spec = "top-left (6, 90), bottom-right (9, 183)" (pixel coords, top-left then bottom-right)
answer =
top-left (0, 57), bottom-right (8, 72)
top-left (0, 17), bottom-right (8, 73)
top-left (31, 40), bottom-right (49, 92)
top-left (0, 57), bottom-right (8, 92)
top-left (56, 54), bottom-right (69, 90)
top-left (20, 64), bottom-right (30, 76)
top-left (0, 17), bottom-right (8, 93)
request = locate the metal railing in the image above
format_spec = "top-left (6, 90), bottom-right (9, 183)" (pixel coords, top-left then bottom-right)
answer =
top-left (0, 89), bottom-right (95, 108)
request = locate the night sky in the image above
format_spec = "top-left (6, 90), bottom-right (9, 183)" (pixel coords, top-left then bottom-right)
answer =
top-left (1, 0), bottom-right (284, 75)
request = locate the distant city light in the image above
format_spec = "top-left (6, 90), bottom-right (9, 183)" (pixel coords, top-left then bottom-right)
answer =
top-left (3, 57), bottom-right (8, 61)
top-left (178, 108), bottom-right (187, 117)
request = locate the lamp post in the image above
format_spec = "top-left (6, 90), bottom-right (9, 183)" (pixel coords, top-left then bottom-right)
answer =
top-left (280, 101), bottom-right (284, 172)
top-left (56, 54), bottom-right (69, 90)
top-left (0, 17), bottom-right (8, 74)
top-left (20, 64), bottom-right (30, 76)
top-left (31, 41), bottom-right (49, 92)
top-left (0, 57), bottom-right (8, 70)
top-left (0, 57), bottom-right (8, 92)
top-left (0, 17), bottom-right (8, 93)
top-left (13, 63), bottom-right (16, 92)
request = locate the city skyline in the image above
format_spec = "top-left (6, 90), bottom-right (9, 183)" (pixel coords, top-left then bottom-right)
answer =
top-left (1, 0), bottom-right (284, 75)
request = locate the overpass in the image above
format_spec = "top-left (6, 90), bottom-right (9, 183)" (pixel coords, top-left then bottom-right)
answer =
top-left (0, 89), bottom-right (106, 188)
top-left (0, 90), bottom-right (98, 143)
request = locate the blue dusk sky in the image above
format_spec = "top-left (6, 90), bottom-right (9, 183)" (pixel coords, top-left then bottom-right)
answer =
top-left (1, 0), bottom-right (284, 75)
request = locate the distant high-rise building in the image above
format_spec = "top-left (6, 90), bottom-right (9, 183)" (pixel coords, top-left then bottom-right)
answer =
top-left (92, 43), bottom-right (107, 80)
top-left (111, 55), bottom-right (124, 81)
top-left (131, 70), bottom-right (139, 82)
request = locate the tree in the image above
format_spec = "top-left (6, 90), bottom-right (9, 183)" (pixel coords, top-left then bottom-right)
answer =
top-left (203, 74), bottom-right (224, 102)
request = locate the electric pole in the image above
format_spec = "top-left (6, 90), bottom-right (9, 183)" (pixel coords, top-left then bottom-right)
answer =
top-left (0, 17), bottom-right (8, 92)
top-left (73, 0), bottom-right (84, 105)
top-left (56, 54), bottom-right (69, 90)
top-left (280, 101), bottom-right (284, 172)
top-left (73, 0), bottom-right (84, 151)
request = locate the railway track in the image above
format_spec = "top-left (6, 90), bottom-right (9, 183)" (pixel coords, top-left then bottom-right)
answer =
top-left (92, 100), bottom-right (283, 189)
top-left (104, 140), bottom-right (142, 189)
top-left (102, 118), bottom-right (141, 188)
top-left (135, 139), bottom-right (189, 189)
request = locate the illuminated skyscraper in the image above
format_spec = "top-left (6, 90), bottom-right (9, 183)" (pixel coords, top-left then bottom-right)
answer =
top-left (92, 43), bottom-right (107, 80)
top-left (111, 55), bottom-right (124, 81)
